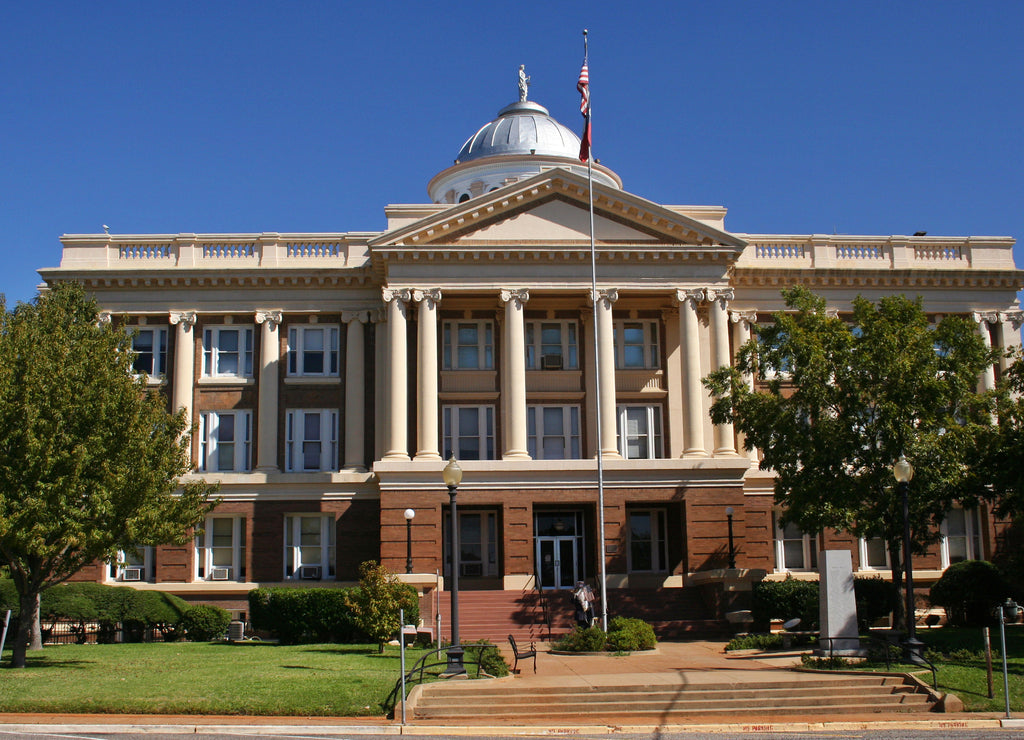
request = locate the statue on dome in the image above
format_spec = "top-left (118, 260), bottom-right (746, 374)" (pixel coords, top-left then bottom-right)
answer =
top-left (518, 65), bottom-right (530, 102)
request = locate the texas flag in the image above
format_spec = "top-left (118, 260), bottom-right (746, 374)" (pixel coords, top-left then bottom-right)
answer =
top-left (577, 63), bottom-right (591, 162)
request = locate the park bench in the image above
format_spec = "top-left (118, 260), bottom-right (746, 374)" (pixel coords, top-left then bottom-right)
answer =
top-left (508, 634), bottom-right (536, 674)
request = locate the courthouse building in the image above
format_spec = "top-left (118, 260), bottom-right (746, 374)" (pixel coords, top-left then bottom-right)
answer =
top-left (39, 76), bottom-right (1024, 626)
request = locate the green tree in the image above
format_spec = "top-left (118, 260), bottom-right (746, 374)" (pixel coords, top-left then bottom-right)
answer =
top-left (344, 560), bottom-right (419, 653)
top-left (0, 284), bottom-right (216, 668)
top-left (703, 286), bottom-right (997, 631)
top-left (975, 352), bottom-right (1024, 520)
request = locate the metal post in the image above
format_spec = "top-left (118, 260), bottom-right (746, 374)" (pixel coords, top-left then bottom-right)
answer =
top-left (445, 482), bottom-right (464, 674)
top-left (998, 600), bottom-right (1015, 720)
top-left (399, 607), bottom-right (407, 725)
top-left (725, 507), bottom-right (736, 569)
top-left (404, 509), bottom-right (415, 575)
top-left (900, 479), bottom-right (924, 661)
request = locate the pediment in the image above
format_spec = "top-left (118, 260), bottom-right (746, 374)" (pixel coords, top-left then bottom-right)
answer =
top-left (369, 168), bottom-right (746, 253)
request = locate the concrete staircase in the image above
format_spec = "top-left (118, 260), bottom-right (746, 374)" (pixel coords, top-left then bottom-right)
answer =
top-left (408, 674), bottom-right (938, 725)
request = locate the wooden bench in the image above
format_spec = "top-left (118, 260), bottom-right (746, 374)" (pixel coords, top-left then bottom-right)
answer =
top-left (508, 634), bottom-right (536, 674)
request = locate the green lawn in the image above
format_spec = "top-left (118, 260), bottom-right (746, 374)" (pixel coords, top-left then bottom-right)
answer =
top-left (0, 642), bottom-right (431, 716)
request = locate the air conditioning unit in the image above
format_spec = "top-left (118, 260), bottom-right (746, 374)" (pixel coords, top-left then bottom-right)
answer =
top-left (122, 567), bottom-right (143, 582)
top-left (299, 565), bottom-right (322, 580)
top-left (210, 567), bottom-right (231, 581)
top-left (541, 354), bottom-right (563, 370)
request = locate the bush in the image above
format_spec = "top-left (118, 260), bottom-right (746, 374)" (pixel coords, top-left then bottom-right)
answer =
top-left (344, 561), bottom-right (420, 653)
top-left (248, 587), bottom-right (358, 644)
top-left (606, 617), bottom-right (656, 651)
top-left (464, 639), bottom-right (510, 677)
top-left (180, 604), bottom-right (232, 642)
top-left (725, 633), bottom-right (783, 651)
top-left (752, 576), bottom-right (819, 629)
top-left (853, 576), bottom-right (897, 631)
top-left (930, 560), bottom-right (1013, 627)
top-left (553, 625), bottom-right (606, 652)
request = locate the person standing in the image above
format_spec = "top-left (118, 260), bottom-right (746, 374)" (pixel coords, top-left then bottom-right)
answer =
top-left (573, 580), bottom-right (596, 628)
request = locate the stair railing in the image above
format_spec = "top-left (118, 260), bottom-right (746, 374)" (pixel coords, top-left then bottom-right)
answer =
top-left (533, 563), bottom-right (551, 640)
top-left (383, 644), bottom-right (488, 717)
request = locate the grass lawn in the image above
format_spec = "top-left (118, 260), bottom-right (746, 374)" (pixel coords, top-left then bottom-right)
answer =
top-left (0, 642), bottom-right (432, 716)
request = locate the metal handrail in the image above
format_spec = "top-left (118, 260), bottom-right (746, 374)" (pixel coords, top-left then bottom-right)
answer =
top-left (817, 634), bottom-right (937, 689)
top-left (383, 644), bottom-right (487, 715)
top-left (534, 564), bottom-right (551, 640)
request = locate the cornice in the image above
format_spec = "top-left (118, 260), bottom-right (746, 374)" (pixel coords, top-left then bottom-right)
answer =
top-left (731, 267), bottom-right (1024, 291)
top-left (39, 268), bottom-right (376, 291)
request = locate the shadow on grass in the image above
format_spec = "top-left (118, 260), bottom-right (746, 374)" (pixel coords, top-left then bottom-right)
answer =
top-left (9, 657), bottom-right (94, 670)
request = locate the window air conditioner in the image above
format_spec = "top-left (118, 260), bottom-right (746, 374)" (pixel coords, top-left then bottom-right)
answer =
top-left (210, 567), bottom-right (231, 581)
top-left (123, 567), bottom-right (143, 582)
top-left (541, 354), bottom-right (563, 370)
top-left (299, 565), bottom-right (322, 580)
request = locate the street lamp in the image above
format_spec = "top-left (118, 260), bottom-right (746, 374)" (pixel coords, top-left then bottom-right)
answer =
top-left (442, 456), bottom-right (464, 675)
top-left (725, 506), bottom-right (736, 569)
top-left (893, 455), bottom-right (925, 663)
top-left (403, 509), bottom-right (415, 575)
top-left (996, 597), bottom-right (1019, 719)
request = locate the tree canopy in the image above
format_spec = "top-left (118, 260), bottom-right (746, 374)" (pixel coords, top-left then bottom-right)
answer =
top-left (974, 352), bottom-right (1024, 520)
top-left (0, 283), bottom-right (216, 667)
top-left (703, 286), bottom-right (998, 628)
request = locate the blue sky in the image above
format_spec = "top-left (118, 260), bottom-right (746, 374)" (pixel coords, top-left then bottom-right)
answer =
top-left (3, 2), bottom-right (1022, 306)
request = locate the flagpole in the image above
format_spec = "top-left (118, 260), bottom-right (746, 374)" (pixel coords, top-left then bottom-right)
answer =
top-left (581, 28), bottom-right (609, 633)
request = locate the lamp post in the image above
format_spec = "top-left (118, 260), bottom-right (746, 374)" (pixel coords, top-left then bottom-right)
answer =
top-left (894, 455), bottom-right (925, 663)
top-left (725, 506), bottom-right (736, 569)
top-left (996, 597), bottom-right (1019, 719)
top-left (403, 509), bottom-right (415, 575)
top-left (442, 456), bottom-right (464, 675)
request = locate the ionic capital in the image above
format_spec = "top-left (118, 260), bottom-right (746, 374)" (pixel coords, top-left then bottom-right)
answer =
top-left (705, 288), bottom-right (735, 305)
top-left (255, 310), bottom-right (283, 329)
top-left (341, 309), bottom-right (372, 325)
top-left (589, 288), bottom-right (618, 307)
top-left (169, 311), bottom-right (197, 328)
top-left (499, 288), bottom-right (530, 308)
top-left (973, 311), bottom-right (1000, 326)
top-left (1000, 310), bottom-right (1024, 330)
top-left (729, 310), bottom-right (758, 326)
top-left (675, 288), bottom-right (705, 307)
top-left (97, 311), bottom-right (112, 325)
top-left (412, 288), bottom-right (442, 308)
top-left (382, 288), bottom-right (412, 305)
top-left (825, 308), bottom-right (840, 319)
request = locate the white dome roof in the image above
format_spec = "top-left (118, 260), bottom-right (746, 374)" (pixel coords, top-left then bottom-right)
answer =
top-left (456, 101), bottom-right (581, 162)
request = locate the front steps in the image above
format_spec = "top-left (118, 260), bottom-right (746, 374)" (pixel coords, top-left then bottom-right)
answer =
top-left (408, 673), bottom-right (938, 725)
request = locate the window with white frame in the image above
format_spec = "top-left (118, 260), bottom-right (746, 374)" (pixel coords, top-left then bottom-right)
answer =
top-left (859, 537), bottom-right (890, 570)
top-left (443, 511), bottom-right (499, 578)
top-left (940, 506), bottom-right (983, 568)
top-left (286, 409), bottom-right (338, 472)
top-left (198, 411), bottom-right (252, 472)
top-left (616, 405), bottom-right (663, 459)
top-left (613, 320), bottom-right (660, 369)
top-left (287, 325), bottom-right (340, 377)
top-left (130, 327), bottom-right (168, 376)
top-left (202, 326), bottom-right (254, 378)
top-left (442, 405), bottom-right (495, 460)
top-left (108, 546), bottom-right (154, 582)
top-left (442, 321), bottom-right (494, 370)
top-left (774, 517), bottom-right (817, 571)
top-left (526, 321), bottom-right (578, 370)
top-left (284, 514), bottom-right (336, 580)
top-left (195, 516), bottom-right (246, 581)
top-left (629, 509), bottom-right (668, 572)
top-left (527, 405), bottom-right (581, 459)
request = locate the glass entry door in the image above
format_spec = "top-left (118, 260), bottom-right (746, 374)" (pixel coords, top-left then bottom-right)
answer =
top-left (536, 536), bottom-right (578, 590)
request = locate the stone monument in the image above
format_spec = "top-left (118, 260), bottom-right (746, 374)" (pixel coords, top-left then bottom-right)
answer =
top-left (817, 549), bottom-right (862, 656)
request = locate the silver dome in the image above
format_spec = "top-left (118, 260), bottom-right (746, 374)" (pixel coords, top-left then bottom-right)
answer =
top-left (456, 101), bottom-right (581, 163)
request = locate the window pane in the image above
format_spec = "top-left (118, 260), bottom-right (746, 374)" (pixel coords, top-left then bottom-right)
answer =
top-left (783, 540), bottom-right (805, 569)
top-left (865, 538), bottom-right (888, 568)
top-left (304, 329), bottom-right (325, 374)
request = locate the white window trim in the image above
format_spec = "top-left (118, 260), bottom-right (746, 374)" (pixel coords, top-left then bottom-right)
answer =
top-left (284, 514), bottom-right (336, 580)
top-left (616, 404), bottom-right (664, 459)
top-left (286, 409), bottom-right (339, 472)
top-left (108, 546), bottom-right (154, 582)
top-left (130, 327), bottom-right (168, 377)
top-left (287, 325), bottom-right (341, 377)
top-left (774, 518), bottom-right (817, 573)
top-left (939, 506), bottom-right (983, 569)
top-left (858, 536), bottom-right (891, 571)
top-left (442, 320), bottom-right (494, 370)
top-left (199, 411), bottom-right (252, 472)
top-left (614, 319), bottom-right (660, 370)
top-left (195, 516), bottom-right (246, 582)
top-left (442, 405), bottom-right (495, 460)
top-left (202, 326), bottom-right (254, 378)
top-left (527, 405), bottom-right (581, 460)
top-left (627, 508), bottom-right (668, 573)
top-left (525, 320), bottom-right (579, 370)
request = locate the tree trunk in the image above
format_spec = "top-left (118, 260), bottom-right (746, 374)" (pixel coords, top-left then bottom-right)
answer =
top-left (28, 592), bottom-right (42, 651)
top-left (10, 591), bottom-right (40, 669)
top-left (888, 540), bottom-right (906, 633)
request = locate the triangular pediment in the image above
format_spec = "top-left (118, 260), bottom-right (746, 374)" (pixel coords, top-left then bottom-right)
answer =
top-left (369, 168), bottom-right (746, 253)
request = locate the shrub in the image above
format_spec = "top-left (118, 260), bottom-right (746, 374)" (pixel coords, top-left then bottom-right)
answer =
top-left (930, 560), bottom-right (1012, 627)
top-left (553, 625), bottom-right (606, 652)
top-left (725, 633), bottom-right (783, 651)
top-left (180, 604), bottom-right (232, 641)
top-left (464, 639), bottom-right (510, 677)
top-left (853, 576), bottom-right (897, 631)
top-left (606, 617), bottom-right (656, 651)
top-left (248, 587), bottom-right (357, 644)
top-left (752, 576), bottom-right (819, 629)
top-left (344, 561), bottom-right (420, 653)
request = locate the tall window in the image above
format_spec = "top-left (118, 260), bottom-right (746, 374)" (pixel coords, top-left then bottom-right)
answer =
top-left (284, 514), bottom-right (336, 580)
top-left (131, 328), bottom-right (167, 376)
top-left (859, 537), bottom-right (890, 570)
top-left (286, 410), bottom-right (338, 472)
top-left (443, 321), bottom-right (494, 369)
top-left (108, 546), bottom-right (154, 582)
top-left (442, 405), bottom-right (494, 460)
top-left (444, 512), bottom-right (499, 578)
top-left (526, 321), bottom-right (578, 370)
top-left (614, 320), bottom-right (660, 369)
top-left (202, 326), bottom-right (254, 378)
top-left (527, 405), bottom-right (581, 459)
top-left (629, 509), bottom-right (668, 572)
top-left (195, 516), bottom-right (246, 581)
top-left (198, 411), bottom-right (252, 472)
top-left (940, 506), bottom-right (983, 568)
top-left (288, 325), bottom-right (340, 377)
top-left (774, 517), bottom-right (817, 572)
top-left (616, 405), bottom-right (663, 459)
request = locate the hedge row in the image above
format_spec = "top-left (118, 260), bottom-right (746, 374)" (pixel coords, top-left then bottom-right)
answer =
top-left (751, 575), bottom-right (897, 631)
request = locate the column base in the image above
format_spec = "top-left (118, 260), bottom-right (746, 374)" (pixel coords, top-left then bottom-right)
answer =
top-left (413, 452), bottom-right (443, 461)
top-left (255, 465), bottom-right (280, 473)
top-left (600, 450), bottom-right (622, 459)
top-left (382, 452), bottom-right (411, 462)
top-left (683, 449), bottom-right (710, 458)
top-left (502, 451), bottom-right (532, 460)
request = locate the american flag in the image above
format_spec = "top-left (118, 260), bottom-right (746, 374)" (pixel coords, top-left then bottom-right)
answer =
top-left (578, 63), bottom-right (591, 162)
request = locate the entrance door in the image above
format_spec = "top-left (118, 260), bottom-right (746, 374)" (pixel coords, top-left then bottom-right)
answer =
top-left (536, 536), bottom-right (577, 590)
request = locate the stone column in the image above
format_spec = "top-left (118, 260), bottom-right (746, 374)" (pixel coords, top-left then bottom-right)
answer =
top-left (383, 288), bottom-right (411, 461)
top-left (594, 289), bottom-right (620, 458)
top-left (169, 311), bottom-right (197, 426)
top-left (998, 311), bottom-right (1024, 375)
top-left (413, 289), bottom-right (442, 461)
top-left (500, 289), bottom-right (531, 459)
top-left (342, 311), bottom-right (368, 471)
top-left (676, 289), bottom-right (707, 456)
top-left (730, 309), bottom-right (758, 466)
top-left (973, 312), bottom-right (998, 392)
top-left (580, 309), bottom-right (599, 458)
top-left (255, 310), bottom-right (283, 472)
top-left (708, 288), bottom-right (737, 455)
